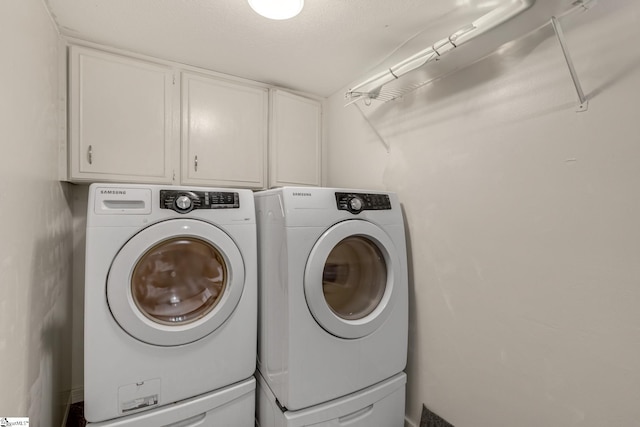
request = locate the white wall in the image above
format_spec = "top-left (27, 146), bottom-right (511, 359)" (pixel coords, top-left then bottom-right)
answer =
top-left (327, 1), bottom-right (640, 426)
top-left (0, 1), bottom-right (73, 426)
top-left (70, 185), bottom-right (88, 396)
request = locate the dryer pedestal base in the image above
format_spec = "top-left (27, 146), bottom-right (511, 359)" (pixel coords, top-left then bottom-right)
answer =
top-left (256, 372), bottom-right (406, 427)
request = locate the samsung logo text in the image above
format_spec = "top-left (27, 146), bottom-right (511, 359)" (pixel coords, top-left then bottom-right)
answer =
top-left (100, 190), bottom-right (127, 195)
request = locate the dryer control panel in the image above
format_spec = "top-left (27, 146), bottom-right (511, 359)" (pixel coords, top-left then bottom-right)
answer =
top-left (335, 192), bottom-right (392, 214)
top-left (160, 190), bottom-right (239, 213)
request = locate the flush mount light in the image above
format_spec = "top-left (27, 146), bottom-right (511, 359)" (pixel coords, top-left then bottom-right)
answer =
top-left (248, 0), bottom-right (304, 20)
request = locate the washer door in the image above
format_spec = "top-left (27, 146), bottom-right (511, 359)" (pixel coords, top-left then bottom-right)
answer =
top-left (304, 220), bottom-right (400, 339)
top-left (107, 219), bottom-right (245, 346)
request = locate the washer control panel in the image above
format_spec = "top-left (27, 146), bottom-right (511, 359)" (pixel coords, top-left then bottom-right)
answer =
top-left (160, 190), bottom-right (239, 213)
top-left (335, 192), bottom-right (392, 214)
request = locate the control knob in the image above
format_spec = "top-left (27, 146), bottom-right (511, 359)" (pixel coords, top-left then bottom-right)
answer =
top-left (174, 195), bottom-right (192, 212)
top-left (347, 196), bottom-right (364, 214)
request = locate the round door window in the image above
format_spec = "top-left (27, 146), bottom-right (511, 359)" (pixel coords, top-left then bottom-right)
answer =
top-left (107, 219), bottom-right (245, 346)
top-left (131, 237), bottom-right (228, 325)
top-left (304, 220), bottom-right (401, 339)
top-left (322, 236), bottom-right (386, 320)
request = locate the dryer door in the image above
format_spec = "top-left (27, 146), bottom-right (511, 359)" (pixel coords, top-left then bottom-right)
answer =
top-left (107, 219), bottom-right (245, 346)
top-left (304, 220), bottom-right (401, 339)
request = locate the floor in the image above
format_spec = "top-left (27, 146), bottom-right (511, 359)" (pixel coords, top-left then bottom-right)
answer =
top-left (66, 402), bottom-right (86, 427)
top-left (420, 405), bottom-right (454, 427)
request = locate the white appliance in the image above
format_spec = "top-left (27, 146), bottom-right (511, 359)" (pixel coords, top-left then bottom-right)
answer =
top-left (84, 183), bottom-right (257, 423)
top-left (255, 187), bottom-right (408, 411)
top-left (89, 377), bottom-right (255, 426)
top-left (256, 372), bottom-right (406, 427)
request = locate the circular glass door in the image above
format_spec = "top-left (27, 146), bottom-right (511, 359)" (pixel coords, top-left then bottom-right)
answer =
top-left (131, 237), bottom-right (228, 325)
top-left (107, 219), bottom-right (245, 346)
top-left (304, 220), bottom-right (400, 339)
top-left (322, 236), bottom-right (386, 320)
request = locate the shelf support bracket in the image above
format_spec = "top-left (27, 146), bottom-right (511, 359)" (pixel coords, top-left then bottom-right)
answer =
top-left (551, 15), bottom-right (588, 112)
top-left (354, 103), bottom-right (390, 153)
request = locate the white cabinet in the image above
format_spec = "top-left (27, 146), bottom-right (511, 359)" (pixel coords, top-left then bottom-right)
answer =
top-left (66, 45), bottom-right (321, 189)
top-left (181, 72), bottom-right (268, 189)
top-left (68, 45), bottom-right (175, 184)
top-left (269, 89), bottom-right (322, 188)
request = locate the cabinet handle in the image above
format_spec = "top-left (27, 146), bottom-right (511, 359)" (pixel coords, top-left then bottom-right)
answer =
top-left (194, 155), bottom-right (198, 172)
top-left (88, 145), bottom-right (93, 165)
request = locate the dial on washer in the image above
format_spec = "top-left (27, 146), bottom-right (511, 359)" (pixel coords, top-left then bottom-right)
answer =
top-left (174, 195), bottom-right (193, 212)
top-left (347, 196), bottom-right (363, 213)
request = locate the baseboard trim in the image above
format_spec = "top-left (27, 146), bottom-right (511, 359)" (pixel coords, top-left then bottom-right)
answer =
top-left (70, 387), bottom-right (84, 404)
top-left (406, 416), bottom-right (418, 427)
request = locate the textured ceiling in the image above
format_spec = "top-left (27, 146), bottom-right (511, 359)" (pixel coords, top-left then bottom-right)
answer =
top-left (44, 0), bottom-right (578, 97)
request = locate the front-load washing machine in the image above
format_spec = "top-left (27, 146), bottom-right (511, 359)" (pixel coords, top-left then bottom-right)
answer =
top-left (255, 187), bottom-right (408, 411)
top-left (84, 183), bottom-right (257, 423)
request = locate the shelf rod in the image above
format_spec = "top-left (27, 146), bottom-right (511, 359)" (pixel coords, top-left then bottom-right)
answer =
top-left (551, 15), bottom-right (588, 112)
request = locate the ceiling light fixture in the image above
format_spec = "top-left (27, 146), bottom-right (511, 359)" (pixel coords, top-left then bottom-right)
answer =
top-left (248, 0), bottom-right (304, 20)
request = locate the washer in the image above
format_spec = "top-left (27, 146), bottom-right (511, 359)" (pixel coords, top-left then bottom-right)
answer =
top-left (84, 183), bottom-right (257, 423)
top-left (255, 187), bottom-right (408, 411)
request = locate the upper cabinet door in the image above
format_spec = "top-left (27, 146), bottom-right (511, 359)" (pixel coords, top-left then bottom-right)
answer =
top-left (181, 72), bottom-right (268, 189)
top-left (269, 90), bottom-right (322, 188)
top-left (68, 45), bottom-right (175, 184)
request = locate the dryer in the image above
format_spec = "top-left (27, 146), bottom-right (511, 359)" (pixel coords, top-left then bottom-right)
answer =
top-left (255, 187), bottom-right (408, 411)
top-left (84, 183), bottom-right (257, 423)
